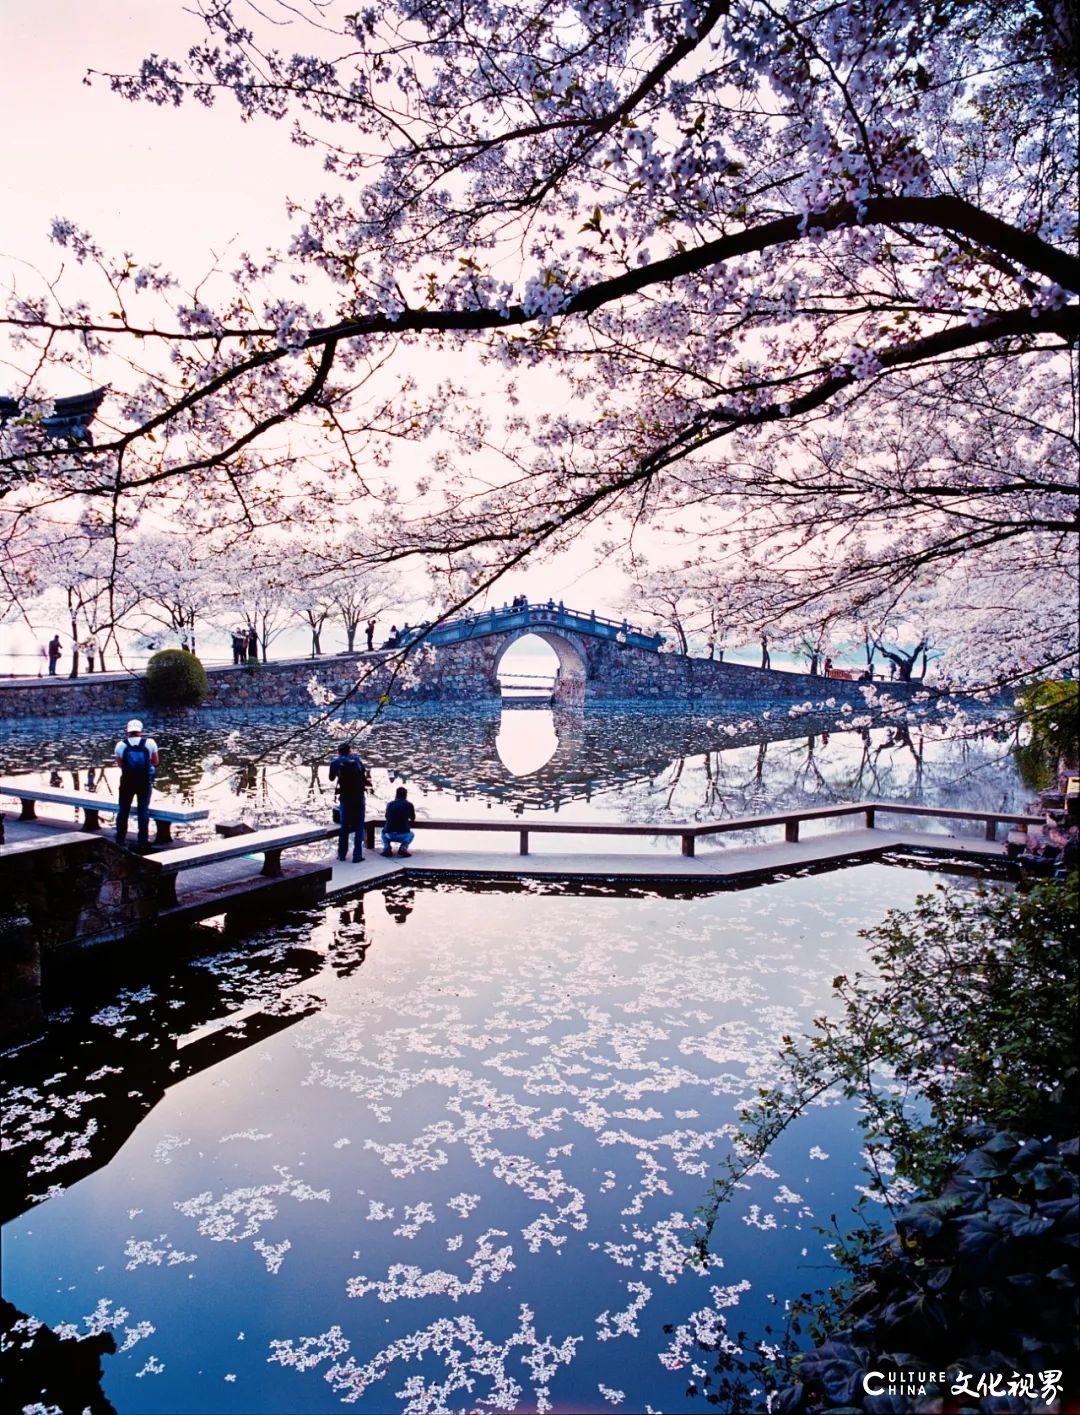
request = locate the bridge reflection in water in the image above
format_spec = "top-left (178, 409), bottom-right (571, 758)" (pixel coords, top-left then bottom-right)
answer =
top-left (0, 705), bottom-right (1024, 836)
top-left (494, 707), bottom-right (560, 775)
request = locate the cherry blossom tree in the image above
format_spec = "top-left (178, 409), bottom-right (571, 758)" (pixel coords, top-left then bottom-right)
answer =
top-left (623, 568), bottom-right (694, 652)
top-left (120, 530), bottom-right (225, 657)
top-left (331, 567), bottom-right (398, 653)
top-left (215, 542), bottom-right (298, 662)
top-left (6, 512), bottom-right (137, 676)
top-left (1, 0), bottom-right (1075, 685)
top-left (297, 585), bottom-right (335, 657)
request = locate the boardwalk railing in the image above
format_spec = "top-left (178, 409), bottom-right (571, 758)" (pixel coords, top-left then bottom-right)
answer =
top-left (365, 801), bottom-right (1044, 858)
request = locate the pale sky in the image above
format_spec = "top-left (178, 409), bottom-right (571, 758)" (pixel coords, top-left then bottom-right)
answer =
top-left (1, 1), bottom-right (316, 279)
top-left (0, 2), bottom-right (656, 669)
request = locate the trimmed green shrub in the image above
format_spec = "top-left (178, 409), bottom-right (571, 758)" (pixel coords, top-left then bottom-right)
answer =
top-left (145, 649), bottom-right (209, 708)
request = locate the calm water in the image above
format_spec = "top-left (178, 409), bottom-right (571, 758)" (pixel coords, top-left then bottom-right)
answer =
top-left (2, 704), bottom-right (1021, 1410)
top-left (0, 703), bottom-right (1025, 847)
top-left (2, 865), bottom-right (977, 1414)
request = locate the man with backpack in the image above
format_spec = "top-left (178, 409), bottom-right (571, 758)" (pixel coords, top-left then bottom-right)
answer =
top-left (329, 740), bottom-right (367, 863)
top-left (114, 718), bottom-right (159, 852)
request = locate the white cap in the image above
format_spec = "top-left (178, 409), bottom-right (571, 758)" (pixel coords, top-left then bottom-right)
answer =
top-left (127, 719), bottom-right (143, 735)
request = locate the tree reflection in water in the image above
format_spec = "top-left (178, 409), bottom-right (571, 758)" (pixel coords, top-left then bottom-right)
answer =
top-left (0, 920), bottom-right (329, 1227)
top-left (0, 704), bottom-right (1024, 839)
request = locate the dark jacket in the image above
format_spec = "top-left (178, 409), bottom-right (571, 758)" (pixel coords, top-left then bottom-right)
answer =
top-left (329, 752), bottom-right (366, 801)
top-left (384, 797), bottom-right (415, 833)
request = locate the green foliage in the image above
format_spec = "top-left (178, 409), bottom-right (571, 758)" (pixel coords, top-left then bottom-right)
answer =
top-left (694, 877), bottom-right (1079, 1411)
top-left (772, 1133), bottom-right (1077, 1413)
top-left (144, 648), bottom-right (209, 708)
top-left (824, 877), bottom-right (1077, 1191)
top-left (701, 877), bottom-right (1077, 1228)
top-left (685, 1133), bottom-right (1078, 1411)
top-left (1014, 678), bottom-right (1079, 790)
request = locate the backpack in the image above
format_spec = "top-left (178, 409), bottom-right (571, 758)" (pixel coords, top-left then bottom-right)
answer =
top-left (121, 739), bottom-right (152, 784)
top-left (334, 754), bottom-right (365, 797)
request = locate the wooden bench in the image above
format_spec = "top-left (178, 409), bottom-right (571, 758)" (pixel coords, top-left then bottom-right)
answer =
top-left (142, 823), bottom-right (332, 906)
top-left (0, 779), bottom-right (209, 843)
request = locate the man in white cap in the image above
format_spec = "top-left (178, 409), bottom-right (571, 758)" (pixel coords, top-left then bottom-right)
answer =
top-left (113, 718), bottom-right (160, 851)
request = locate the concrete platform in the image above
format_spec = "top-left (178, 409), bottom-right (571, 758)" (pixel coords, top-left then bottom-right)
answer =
top-left (321, 827), bottom-right (1009, 899)
top-left (1, 814), bottom-right (1011, 920)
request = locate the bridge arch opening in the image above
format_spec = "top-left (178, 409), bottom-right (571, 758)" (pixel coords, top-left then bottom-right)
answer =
top-left (495, 631), bottom-right (586, 701)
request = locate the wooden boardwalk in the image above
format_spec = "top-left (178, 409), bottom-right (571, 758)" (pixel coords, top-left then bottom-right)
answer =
top-left (320, 825), bottom-right (1011, 898)
top-left (1, 806), bottom-right (1023, 930)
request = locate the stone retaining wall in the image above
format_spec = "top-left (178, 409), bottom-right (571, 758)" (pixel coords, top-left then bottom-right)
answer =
top-left (0, 834), bottom-right (162, 1042)
top-left (0, 637), bottom-right (915, 721)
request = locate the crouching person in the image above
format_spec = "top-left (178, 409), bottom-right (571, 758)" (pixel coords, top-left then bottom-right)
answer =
top-left (381, 786), bottom-right (416, 858)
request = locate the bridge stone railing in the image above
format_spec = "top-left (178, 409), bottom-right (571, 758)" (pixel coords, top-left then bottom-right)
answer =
top-left (423, 602), bottom-right (664, 653)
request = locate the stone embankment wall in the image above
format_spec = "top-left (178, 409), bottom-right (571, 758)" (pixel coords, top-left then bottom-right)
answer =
top-left (0, 834), bottom-right (161, 1043)
top-left (1, 833), bottom-right (159, 945)
top-left (0, 637), bottom-right (916, 721)
top-left (0, 648), bottom-right (502, 720)
top-left (575, 637), bottom-right (891, 704)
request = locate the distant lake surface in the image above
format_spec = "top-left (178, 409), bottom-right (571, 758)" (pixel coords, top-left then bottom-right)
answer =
top-left (0, 702), bottom-right (1026, 850)
top-left (2, 864), bottom-right (984, 1414)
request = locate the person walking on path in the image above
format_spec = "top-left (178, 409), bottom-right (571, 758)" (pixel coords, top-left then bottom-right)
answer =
top-left (365, 619), bottom-right (376, 651)
top-left (381, 786), bottom-right (416, 857)
top-left (231, 628), bottom-right (246, 664)
top-left (47, 635), bottom-right (62, 675)
top-left (329, 740), bottom-right (367, 862)
top-left (247, 626), bottom-right (259, 662)
top-left (114, 718), bottom-right (159, 852)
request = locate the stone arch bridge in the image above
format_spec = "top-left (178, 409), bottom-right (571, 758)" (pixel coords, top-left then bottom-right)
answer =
top-left (0, 602), bottom-right (911, 720)
top-left (413, 602), bottom-right (664, 707)
top-left (385, 602), bottom-right (889, 709)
